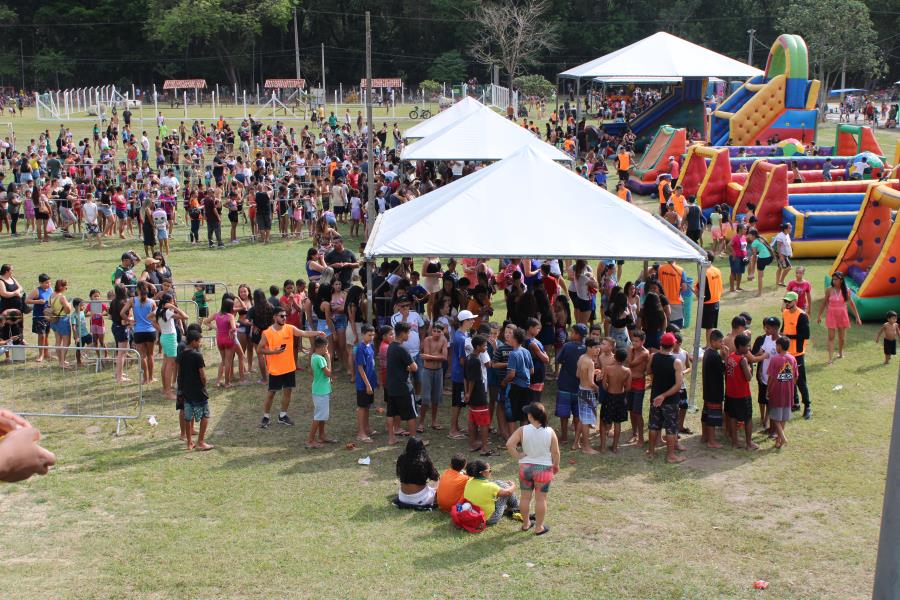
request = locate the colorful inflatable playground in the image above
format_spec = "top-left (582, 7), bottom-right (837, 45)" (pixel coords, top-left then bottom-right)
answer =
top-left (625, 33), bottom-right (896, 264)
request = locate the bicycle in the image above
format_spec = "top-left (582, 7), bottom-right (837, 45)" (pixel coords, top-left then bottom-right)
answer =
top-left (408, 105), bottom-right (432, 120)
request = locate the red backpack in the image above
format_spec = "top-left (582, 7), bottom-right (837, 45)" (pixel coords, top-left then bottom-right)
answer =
top-left (451, 500), bottom-right (486, 533)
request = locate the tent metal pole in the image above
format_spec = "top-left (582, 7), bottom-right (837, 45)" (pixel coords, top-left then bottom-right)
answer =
top-left (873, 366), bottom-right (900, 599)
top-left (575, 78), bottom-right (581, 120)
top-left (688, 262), bottom-right (708, 411)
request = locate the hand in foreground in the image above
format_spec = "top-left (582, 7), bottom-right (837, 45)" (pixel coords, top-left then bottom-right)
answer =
top-left (0, 426), bottom-right (56, 483)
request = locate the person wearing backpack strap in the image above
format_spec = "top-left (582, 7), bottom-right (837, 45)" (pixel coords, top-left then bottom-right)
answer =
top-left (747, 228), bottom-right (774, 297)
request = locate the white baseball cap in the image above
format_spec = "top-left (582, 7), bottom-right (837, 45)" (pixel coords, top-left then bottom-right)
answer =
top-left (457, 310), bottom-right (476, 321)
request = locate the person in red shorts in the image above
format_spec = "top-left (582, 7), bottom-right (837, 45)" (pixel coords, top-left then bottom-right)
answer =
top-left (725, 334), bottom-right (761, 451)
top-left (466, 335), bottom-right (492, 455)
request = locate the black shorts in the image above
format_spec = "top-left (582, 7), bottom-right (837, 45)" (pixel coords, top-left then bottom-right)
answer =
top-left (387, 392), bottom-right (417, 421)
top-left (451, 381), bottom-right (466, 407)
top-left (334, 206), bottom-right (346, 215)
top-left (175, 393), bottom-right (184, 411)
top-left (251, 330), bottom-right (262, 345)
top-left (687, 230), bottom-right (702, 243)
top-left (600, 392), bottom-right (628, 424)
top-left (756, 256), bottom-right (773, 271)
top-left (725, 396), bottom-right (752, 423)
top-left (32, 316), bottom-right (49, 335)
top-left (617, 169), bottom-right (629, 181)
top-left (111, 323), bottom-right (128, 344)
top-left (133, 331), bottom-right (157, 344)
top-left (508, 385), bottom-right (531, 422)
top-left (356, 389), bottom-right (374, 408)
top-left (757, 382), bottom-right (768, 406)
top-left (701, 302), bottom-right (719, 330)
top-left (197, 307), bottom-right (209, 319)
top-left (677, 389), bottom-right (689, 410)
top-left (701, 401), bottom-right (723, 427)
top-left (885, 339), bottom-right (897, 356)
top-left (648, 398), bottom-right (678, 434)
top-left (228, 211), bottom-right (238, 224)
top-left (268, 371), bottom-right (296, 391)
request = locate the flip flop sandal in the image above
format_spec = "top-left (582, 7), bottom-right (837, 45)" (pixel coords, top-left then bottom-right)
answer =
top-left (479, 449), bottom-right (495, 456)
top-left (535, 525), bottom-right (551, 536)
top-left (416, 427), bottom-right (425, 433)
top-left (430, 424), bottom-right (444, 430)
top-left (521, 522), bottom-right (534, 531)
top-left (447, 433), bottom-right (467, 440)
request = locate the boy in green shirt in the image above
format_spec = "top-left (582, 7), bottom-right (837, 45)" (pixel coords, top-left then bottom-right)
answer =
top-left (307, 337), bottom-right (334, 449)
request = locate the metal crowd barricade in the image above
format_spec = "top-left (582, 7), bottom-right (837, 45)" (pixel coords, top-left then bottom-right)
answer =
top-left (3, 345), bottom-right (144, 435)
top-left (171, 281), bottom-right (229, 316)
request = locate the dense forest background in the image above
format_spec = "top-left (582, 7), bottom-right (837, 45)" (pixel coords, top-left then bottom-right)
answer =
top-left (0, 0), bottom-right (896, 92)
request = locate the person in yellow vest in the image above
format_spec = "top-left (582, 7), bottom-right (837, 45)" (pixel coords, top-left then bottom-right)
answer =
top-left (615, 181), bottom-right (632, 202)
top-left (780, 291), bottom-right (811, 419)
top-left (658, 260), bottom-right (687, 328)
top-left (670, 184), bottom-right (686, 221)
top-left (257, 306), bottom-right (325, 428)
top-left (657, 174), bottom-right (673, 216)
top-left (615, 147), bottom-right (632, 184)
top-left (696, 252), bottom-right (723, 346)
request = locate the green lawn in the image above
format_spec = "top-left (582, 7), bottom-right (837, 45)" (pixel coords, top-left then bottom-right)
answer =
top-left (0, 106), bottom-right (898, 599)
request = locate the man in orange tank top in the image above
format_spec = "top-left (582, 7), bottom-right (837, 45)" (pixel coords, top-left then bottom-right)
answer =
top-left (258, 307), bottom-right (325, 429)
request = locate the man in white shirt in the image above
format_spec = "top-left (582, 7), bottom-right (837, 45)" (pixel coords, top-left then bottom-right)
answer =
top-left (81, 195), bottom-right (104, 248)
top-left (140, 133), bottom-right (150, 166)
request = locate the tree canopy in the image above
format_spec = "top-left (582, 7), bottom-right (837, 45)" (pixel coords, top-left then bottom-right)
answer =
top-left (0, 0), bottom-right (895, 91)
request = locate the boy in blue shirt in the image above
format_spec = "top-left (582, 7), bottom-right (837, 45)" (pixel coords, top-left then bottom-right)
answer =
top-left (354, 325), bottom-right (377, 442)
top-left (501, 327), bottom-right (534, 426)
top-left (449, 310), bottom-right (476, 439)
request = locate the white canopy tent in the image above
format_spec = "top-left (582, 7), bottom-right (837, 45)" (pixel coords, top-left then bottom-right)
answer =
top-left (404, 96), bottom-right (487, 140)
top-left (367, 144), bottom-right (709, 402)
top-left (400, 107), bottom-right (573, 163)
top-left (592, 76), bottom-right (725, 84)
top-left (559, 32), bottom-right (763, 80)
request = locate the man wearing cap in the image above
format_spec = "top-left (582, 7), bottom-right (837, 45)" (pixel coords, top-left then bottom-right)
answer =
top-left (781, 291), bottom-right (811, 419)
top-left (113, 253), bottom-right (138, 288)
top-left (647, 332), bottom-right (685, 463)
top-left (697, 252), bottom-right (723, 346)
top-left (668, 155), bottom-right (680, 181)
top-left (448, 309), bottom-right (476, 439)
top-left (555, 323), bottom-right (587, 443)
top-left (325, 236), bottom-right (359, 288)
top-left (658, 260), bottom-right (688, 329)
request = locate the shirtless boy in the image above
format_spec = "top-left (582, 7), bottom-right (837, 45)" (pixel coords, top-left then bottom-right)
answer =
top-left (627, 330), bottom-right (650, 446)
top-left (575, 339), bottom-right (601, 454)
top-left (600, 349), bottom-right (631, 453)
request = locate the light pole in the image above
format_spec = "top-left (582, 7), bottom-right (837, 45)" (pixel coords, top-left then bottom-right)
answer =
top-left (746, 29), bottom-right (756, 67)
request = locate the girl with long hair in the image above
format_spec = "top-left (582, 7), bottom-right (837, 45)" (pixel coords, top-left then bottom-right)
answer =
top-left (816, 271), bottom-right (862, 363)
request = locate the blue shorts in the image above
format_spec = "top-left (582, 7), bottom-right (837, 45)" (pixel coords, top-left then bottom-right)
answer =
top-left (51, 317), bottom-right (71, 336)
top-left (577, 389), bottom-right (597, 426)
top-left (729, 256), bottom-right (746, 275)
top-left (316, 319), bottom-right (331, 337)
top-left (157, 229), bottom-right (169, 240)
top-left (555, 390), bottom-right (578, 419)
top-left (332, 314), bottom-right (348, 331)
top-left (499, 386), bottom-right (512, 421)
top-left (184, 402), bottom-right (210, 422)
top-left (312, 394), bottom-right (330, 421)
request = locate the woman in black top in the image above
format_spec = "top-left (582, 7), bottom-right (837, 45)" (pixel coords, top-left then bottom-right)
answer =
top-left (109, 284), bottom-right (130, 383)
top-left (395, 437), bottom-right (439, 506)
top-left (247, 288), bottom-right (274, 382)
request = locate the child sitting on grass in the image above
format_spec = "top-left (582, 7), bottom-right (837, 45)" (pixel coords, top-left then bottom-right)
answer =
top-left (436, 453), bottom-right (470, 513)
top-left (307, 336), bottom-right (335, 449)
top-left (178, 329), bottom-right (214, 451)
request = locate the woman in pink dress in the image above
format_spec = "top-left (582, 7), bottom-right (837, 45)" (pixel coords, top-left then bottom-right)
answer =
top-left (816, 271), bottom-right (861, 364)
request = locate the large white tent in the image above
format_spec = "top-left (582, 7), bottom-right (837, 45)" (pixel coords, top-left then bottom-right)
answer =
top-left (400, 107), bottom-right (573, 163)
top-left (559, 32), bottom-right (763, 80)
top-left (368, 145), bottom-right (703, 261)
top-left (404, 96), bottom-right (487, 140)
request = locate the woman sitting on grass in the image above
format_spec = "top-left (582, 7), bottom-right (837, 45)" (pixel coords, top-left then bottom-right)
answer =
top-left (395, 437), bottom-right (439, 506)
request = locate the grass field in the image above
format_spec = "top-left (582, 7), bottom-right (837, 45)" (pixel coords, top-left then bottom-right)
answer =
top-left (1, 107), bottom-right (900, 599)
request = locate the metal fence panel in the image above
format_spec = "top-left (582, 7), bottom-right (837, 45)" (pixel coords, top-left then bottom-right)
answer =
top-left (3, 345), bottom-right (144, 435)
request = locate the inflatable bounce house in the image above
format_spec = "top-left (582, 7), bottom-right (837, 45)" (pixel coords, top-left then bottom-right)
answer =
top-left (710, 34), bottom-right (819, 147)
top-left (626, 125), bottom-right (687, 194)
top-left (835, 124), bottom-right (884, 157)
top-left (831, 183), bottom-right (900, 320)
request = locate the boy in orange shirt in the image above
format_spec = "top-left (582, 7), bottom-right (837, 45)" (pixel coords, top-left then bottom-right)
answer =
top-left (436, 454), bottom-right (470, 512)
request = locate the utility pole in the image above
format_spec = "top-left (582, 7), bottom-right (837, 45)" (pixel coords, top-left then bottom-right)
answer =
top-left (293, 8), bottom-right (301, 80)
top-left (746, 29), bottom-right (756, 66)
top-left (321, 43), bottom-right (326, 111)
top-left (19, 38), bottom-right (24, 92)
top-left (365, 11), bottom-right (375, 236)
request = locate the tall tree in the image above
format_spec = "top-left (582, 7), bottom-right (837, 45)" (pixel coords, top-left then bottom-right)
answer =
top-left (778, 0), bottom-right (884, 118)
top-left (470, 0), bottom-right (559, 91)
top-left (146, 0), bottom-right (297, 86)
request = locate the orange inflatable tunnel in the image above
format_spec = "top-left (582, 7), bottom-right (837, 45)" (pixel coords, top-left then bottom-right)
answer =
top-left (831, 183), bottom-right (900, 319)
top-left (835, 124), bottom-right (884, 157)
top-left (674, 145), bottom-right (731, 209)
top-left (733, 161), bottom-right (788, 231)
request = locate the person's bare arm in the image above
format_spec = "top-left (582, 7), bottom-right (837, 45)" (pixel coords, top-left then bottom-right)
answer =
top-left (652, 359), bottom-right (683, 407)
top-left (505, 426), bottom-right (525, 461)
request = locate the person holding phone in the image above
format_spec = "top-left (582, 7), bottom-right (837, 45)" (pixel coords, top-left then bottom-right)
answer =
top-left (257, 307), bottom-right (324, 429)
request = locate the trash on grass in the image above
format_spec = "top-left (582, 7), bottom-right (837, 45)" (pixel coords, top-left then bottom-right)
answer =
top-left (753, 580), bottom-right (769, 590)
top-left (832, 385), bottom-right (843, 391)
top-left (357, 456), bottom-right (371, 465)
top-left (148, 415), bottom-right (158, 426)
